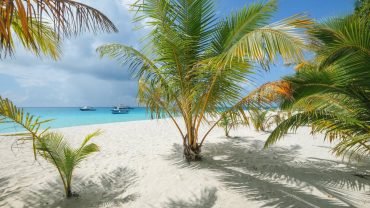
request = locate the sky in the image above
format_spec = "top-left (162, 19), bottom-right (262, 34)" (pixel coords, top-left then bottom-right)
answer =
top-left (0, 0), bottom-right (354, 107)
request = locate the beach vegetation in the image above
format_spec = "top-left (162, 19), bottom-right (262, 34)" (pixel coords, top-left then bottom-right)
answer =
top-left (218, 115), bottom-right (233, 138)
top-left (217, 113), bottom-right (247, 137)
top-left (248, 108), bottom-right (271, 132)
top-left (0, 97), bottom-right (101, 197)
top-left (0, 96), bottom-right (51, 159)
top-left (264, 15), bottom-right (370, 160)
top-left (247, 108), bottom-right (284, 132)
top-left (97, 0), bottom-right (310, 160)
top-left (36, 130), bottom-right (101, 198)
top-left (8, 14), bottom-right (61, 59)
top-left (355, 0), bottom-right (370, 20)
top-left (0, 0), bottom-right (117, 59)
top-left (271, 110), bottom-right (285, 126)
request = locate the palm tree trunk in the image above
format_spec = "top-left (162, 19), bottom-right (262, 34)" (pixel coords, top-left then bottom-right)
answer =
top-left (183, 126), bottom-right (202, 161)
top-left (225, 127), bottom-right (230, 137)
top-left (66, 186), bottom-right (73, 198)
top-left (66, 174), bottom-right (74, 198)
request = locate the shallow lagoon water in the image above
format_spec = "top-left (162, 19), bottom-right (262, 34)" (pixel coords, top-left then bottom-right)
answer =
top-left (0, 107), bottom-right (152, 133)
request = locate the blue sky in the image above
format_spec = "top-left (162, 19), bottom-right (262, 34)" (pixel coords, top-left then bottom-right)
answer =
top-left (0, 0), bottom-right (354, 107)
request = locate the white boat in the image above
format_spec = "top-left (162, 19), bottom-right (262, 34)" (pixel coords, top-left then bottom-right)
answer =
top-left (80, 106), bottom-right (96, 111)
top-left (111, 107), bottom-right (129, 114)
top-left (113, 104), bottom-right (134, 110)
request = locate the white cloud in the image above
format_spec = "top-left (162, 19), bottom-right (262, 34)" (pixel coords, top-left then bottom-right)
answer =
top-left (0, 0), bottom-right (144, 107)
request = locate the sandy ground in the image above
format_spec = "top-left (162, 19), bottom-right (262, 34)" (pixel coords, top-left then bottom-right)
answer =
top-left (1, 118), bottom-right (370, 208)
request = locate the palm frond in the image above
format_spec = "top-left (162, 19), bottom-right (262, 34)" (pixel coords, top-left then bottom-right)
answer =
top-left (0, 96), bottom-right (51, 159)
top-left (262, 15), bottom-right (370, 161)
top-left (36, 130), bottom-right (101, 197)
top-left (211, 0), bottom-right (277, 55)
top-left (309, 16), bottom-right (370, 68)
top-left (0, 0), bottom-right (118, 58)
top-left (80, 129), bottom-right (102, 148)
top-left (10, 14), bottom-right (61, 60)
top-left (96, 44), bottom-right (160, 80)
top-left (211, 7), bottom-right (311, 67)
top-left (36, 132), bottom-right (68, 167)
top-left (249, 108), bottom-right (271, 132)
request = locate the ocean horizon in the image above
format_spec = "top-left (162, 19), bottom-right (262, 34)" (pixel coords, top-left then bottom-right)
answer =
top-left (0, 107), bottom-right (153, 133)
top-left (0, 106), bottom-right (279, 133)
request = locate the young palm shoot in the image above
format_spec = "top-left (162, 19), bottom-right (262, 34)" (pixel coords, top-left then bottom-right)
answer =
top-left (218, 115), bottom-right (233, 137)
top-left (249, 108), bottom-right (271, 132)
top-left (218, 114), bottom-right (247, 137)
top-left (0, 97), bottom-right (102, 198)
top-left (36, 130), bottom-right (101, 198)
top-left (270, 110), bottom-right (285, 127)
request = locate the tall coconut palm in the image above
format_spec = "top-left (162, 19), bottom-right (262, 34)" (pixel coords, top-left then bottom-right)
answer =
top-left (37, 130), bottom-right (101, 198)
top-left (264, 15), bottom-right (370, 160)
top-left (0, 0), bottom-right (118, 59)
top-left (97, 0), bottom-right (310, 160)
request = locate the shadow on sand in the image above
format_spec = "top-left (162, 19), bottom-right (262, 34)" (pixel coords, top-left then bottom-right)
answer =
top-left (0, 176), bottom-right (15, 207)
top-left (166, 137), bottom-right (370, 208)
top-left (163, 187), bottom-right (217, 208)
top-left (18, 167), bottom-right (138, 208)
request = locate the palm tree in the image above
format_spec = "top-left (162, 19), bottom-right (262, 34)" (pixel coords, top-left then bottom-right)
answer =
top-left (37, 130), bottom-right (101, 198)
top-left (248, 108), bottom-right (271, 132)
top-left (218, 114), bottom-right (232, 137)
top-left (97, 0), bottom-right (310, 160)
top-left (0, 96), bottom-right (101, 197)
top-left (247, 108), bottom-right (284, 132)
top-left (0, 0), bottom-right (118, 59)
top-left (264, 15), bottom-right (370, 160)
top-left (270, 110), bottom-right (285, 126)
top-left (217, 113), bottom-right (246, 137)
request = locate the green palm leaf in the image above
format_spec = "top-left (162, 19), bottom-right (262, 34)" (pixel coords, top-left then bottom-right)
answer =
top-left (263, 15), bottom-right (370, 160)
top-left (36, 130), bottom-right (101, 198)
top-left (0, 96), bottom-right (52, 159)
top-left (98, 0), bottom-right (310, 160)
top-left (10, 14), bottom-right (61, 60)
top-left (1, 0), bottom-right (117, 58)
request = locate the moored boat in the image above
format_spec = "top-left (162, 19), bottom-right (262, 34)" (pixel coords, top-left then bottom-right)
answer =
top-left (111, 108), bottom-right (129, 114)
top-left (113, 104), bottom-right (134, 110)
top-left (111, 104), bottom-right (133, 114)
top-left (80, 106), bottom-right (96, 111)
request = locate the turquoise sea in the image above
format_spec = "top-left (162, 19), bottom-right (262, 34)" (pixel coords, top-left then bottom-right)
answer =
top-left (0, 107), bottom-right (152, 133)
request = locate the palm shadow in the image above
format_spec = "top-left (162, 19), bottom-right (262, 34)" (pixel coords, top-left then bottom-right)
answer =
top-left (19, 167), bottom-right (138, 208)
top-left (163, 187), bottom-right (217, 208)
top-left (0, 176), bottom-right (15, 207)
top-left (166, 138), bottom-right (370, 208)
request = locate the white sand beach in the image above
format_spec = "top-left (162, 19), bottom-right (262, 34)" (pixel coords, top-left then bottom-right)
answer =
top-left (1, 119), bottom-right (370, 208)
